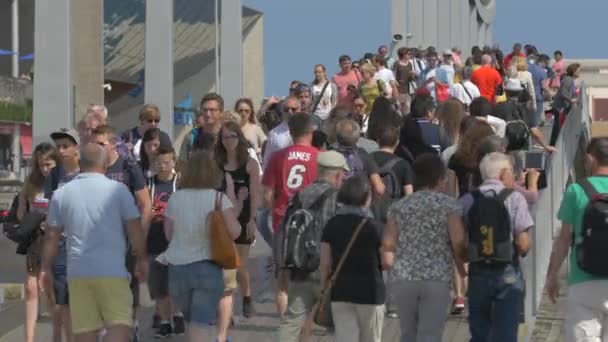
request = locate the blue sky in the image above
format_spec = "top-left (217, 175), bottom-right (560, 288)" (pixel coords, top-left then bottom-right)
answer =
top-left (244, 0), bottom-right (607, 97)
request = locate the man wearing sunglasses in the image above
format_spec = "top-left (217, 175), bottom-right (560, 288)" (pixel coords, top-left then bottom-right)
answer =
top-left (121, 104), bottom-right (171, 162)
top-left (262, 96), bottom-right (301, 169)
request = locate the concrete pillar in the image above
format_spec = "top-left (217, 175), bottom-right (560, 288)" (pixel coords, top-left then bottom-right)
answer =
top-left (11, 0), bottom-right (19, 78)
top-left (219, 0), bottom-right (243, 110)
top-left (12, 124), bottom-right (20, 175)
top-left (145, 0), bottom-right (174, 141)
top-left (71, 0), bottom-right (104, 122)
top-left (391, 0), bottom-right (407, 51)
top-left (33, 0), bottom-right (72, 146)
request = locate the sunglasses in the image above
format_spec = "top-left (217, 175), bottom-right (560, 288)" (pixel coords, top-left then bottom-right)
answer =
top-left (146, 119), bottom-right (160, 123)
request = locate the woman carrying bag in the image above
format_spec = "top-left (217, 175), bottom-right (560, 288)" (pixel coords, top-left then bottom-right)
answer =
top-left (303, 175), bottom-right (386, 342)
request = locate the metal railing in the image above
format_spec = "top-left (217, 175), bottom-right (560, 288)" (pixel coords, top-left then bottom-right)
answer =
top-left (522, 86), bottom-right (591, 341)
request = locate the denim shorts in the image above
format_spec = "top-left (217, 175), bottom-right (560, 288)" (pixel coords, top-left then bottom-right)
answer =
top-left (168, 260), bottom-right (223, 326)
top-left (52, 266), bottom-right (69, 305)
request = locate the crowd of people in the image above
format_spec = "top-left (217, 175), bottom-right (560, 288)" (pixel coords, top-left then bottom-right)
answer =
top-left (4, 39), bottom-right (604, 342)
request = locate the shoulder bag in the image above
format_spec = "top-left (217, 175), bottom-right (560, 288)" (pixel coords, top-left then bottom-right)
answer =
top-left (207, 191), bottom-right (240, 269)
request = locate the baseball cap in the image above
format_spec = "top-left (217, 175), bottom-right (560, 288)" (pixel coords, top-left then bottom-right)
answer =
top-left (318, 151), bottom-right (350, 172)
top-left (50, 128), bottom-right (80, 145)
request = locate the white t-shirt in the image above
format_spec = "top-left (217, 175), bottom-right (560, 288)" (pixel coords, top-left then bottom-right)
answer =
top-left (311, 81), bottom-right (335, 120)
top-left (375, 68), bottom-right (396, 97)
top-left (451, 80), bottom-right (481, 107)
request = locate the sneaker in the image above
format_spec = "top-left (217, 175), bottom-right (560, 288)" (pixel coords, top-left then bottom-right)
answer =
top-left (242, 296), bottom-right (255, 318)
top-left (173, 315), bottom-right (185, 335)
top-left (385, 309), bottom-right (398, 319)
top-left (152, 314), bottom-right (161, 329)
top-left (154, 322), bottom-right (173, 339)
top-left (451, 297), bottom-right (465, 315)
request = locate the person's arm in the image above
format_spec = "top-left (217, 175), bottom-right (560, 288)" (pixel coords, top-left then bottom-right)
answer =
top-left (381, 217), bottom-right (399, 270)
top-left (369, 173), bottom-right (386, 197)
top-left (527, 77), bottom-right (537, 110)
top-left (16, 187), bottom-right (27, 221)
top-left (125, 217), bottom-right (148, 282)
top-left (447, 213), bottom-right (467, 277)
top-left (319, 242), bottom-right (331, 289)
top-left (403, 184), bottom-right (413, 195)
top-left (545, 223), bottom-right (572, 303)
top-left (330, 83), bottom-right (338, 108)
top-left (164, 216), bottom-right (174, 242)
top-left (220, 196), bottom-right (242, 240)
top-left (510, 192), bottom-right (533, 255)
top-left (263, 186), bottom-right (274, 210)
top-left (256, 126), bottom-right (267, 153)
top-left (530, 127), bottom-right (557, 153)
top-left (246, 158), bottom-right (261, 239)
top-left (134, 188), bottom-right (152, 235)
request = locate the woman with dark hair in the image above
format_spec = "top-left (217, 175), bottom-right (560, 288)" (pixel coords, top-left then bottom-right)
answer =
top-left (140, 128), bottom-right (171, 178)
top-left (320, 175), bottom-right (386, 342)
top-left (235, 98), bottom-right (266, 156)
top-left (215, 121), bottom-right (261, 326)
top-left (18, 143), bottom-right (60, 342)
top-left (382, 153), bottom-right (466, 342)
top-left (550, 62), bottom-right (581, 145)
top-left (448, 121), bottom-right (495, 196)
top-left (367, 96), bottom-right (401, 143)
top-left (311, 64), bottom-right (338, 121)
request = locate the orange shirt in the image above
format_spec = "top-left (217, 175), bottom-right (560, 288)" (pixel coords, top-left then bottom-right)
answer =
top-left (470, 66), bottom-right (503, 104)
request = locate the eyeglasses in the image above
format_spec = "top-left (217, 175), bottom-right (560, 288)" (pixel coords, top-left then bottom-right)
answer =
top-left (146, 119), bottom-right (160, 124)
top-left (201, 107), bottom-right (220, 113)
top-left (285, 107), bottom-right (298, 112)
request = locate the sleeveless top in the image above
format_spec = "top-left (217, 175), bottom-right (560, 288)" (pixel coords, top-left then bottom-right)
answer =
top-left (221, 163), bottom-right (251, 225)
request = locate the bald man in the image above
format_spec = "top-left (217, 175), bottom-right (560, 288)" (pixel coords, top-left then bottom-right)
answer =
top-left (470, 54), bottom-right (503, 104)
top-left (41, 143), bottom-right (147, 342)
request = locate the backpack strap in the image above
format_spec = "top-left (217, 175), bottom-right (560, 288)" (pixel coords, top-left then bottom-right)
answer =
top-left (496, 188), bottom-right (515, 203)
top-left (578, 178), bottom-right (598, 199)
top-left (380, 156), bottom-right (401, 174)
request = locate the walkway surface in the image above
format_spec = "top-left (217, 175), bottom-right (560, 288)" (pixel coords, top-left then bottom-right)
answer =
top-left (0, 234), bottom-right (566, 342)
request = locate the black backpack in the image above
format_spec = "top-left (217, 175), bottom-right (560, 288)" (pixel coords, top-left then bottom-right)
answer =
top-left (467, 188), bottom-right (516, 265)
top-left (574, 179), bottom-right (608, 276)
top-left (505, 103), bottom-right (530, 151)
top-left (372, 156), bottom-right (403, 223)
top-left (282, 188), bottom-right (336, 275)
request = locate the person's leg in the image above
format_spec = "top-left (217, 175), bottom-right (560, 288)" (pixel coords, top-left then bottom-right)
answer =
top-left (61, 305), bottom-right (74, 342)
top-left (276, 280), bottom-right (319, 342)
top-left (452, 264), bottom-right (468, 314)
top-left (393, 280), bottom-right (420, 342)
top-left (467, 272), bottom-right (494, 342)
top-left (331, 302), bottom-right (360, 342)
top-left (564, 281), bottom-right (607, 342)
top-left (188, 324), bottom-right (213, 342)
top-left (149, 259), bottom-right (173, 336)
top-left (188, 262), bottom-right (224, 341)
top-left (549, 108), bottom-right (561, 146)
top-left (256, 209), bottom-right (273, 247)
top-left (384, 271), bottom-right (397, 318)
top-left (102, 325), bottom-right (130, 342)
top-left (355, 304), bottom-right (384, 342)
top-left (490, 265), bottom-right (524, 342)
top-left (216, 269), bottom-right (236, 341)
top-left (416, 281), bottom-right (451, 342)
top-left (273, 229), bottom-right (288, 318)
top-left (24, 272), bottom-right (39, 342)
top-left (74, 331), bottom-right (99, 342)
top-left (52, 270), bottom-right (70, 342)
top-left (236, 244), bottom-right (254, 317)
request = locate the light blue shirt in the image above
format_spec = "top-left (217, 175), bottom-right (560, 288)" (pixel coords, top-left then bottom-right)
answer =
top-left (262, 121), bottom-right (292, 169)
top-left (47, 172), bottom-right (140, 279)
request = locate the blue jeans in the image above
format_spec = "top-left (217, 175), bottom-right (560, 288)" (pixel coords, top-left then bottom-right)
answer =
top-left (168, 260), bottom-right (223, 326)
top-left (468, 264), bottom-right (524, 342)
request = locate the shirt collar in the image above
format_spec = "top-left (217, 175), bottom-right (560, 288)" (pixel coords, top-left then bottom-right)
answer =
top-left (76, 172), bottom-right (106, 179)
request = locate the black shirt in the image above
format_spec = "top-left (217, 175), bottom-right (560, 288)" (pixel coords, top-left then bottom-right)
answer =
top-left (448, 154), bottom-right (481, 197)
top-left (371, 151), bottom-right (414, 196)
top-left (105, 156), bottom-right (147, 194)
top-left (147, 175), bottom-right (177, 255)
top-left (492, 99), bottom-right (536, 128)
top-left (321, 214), bottom-right (385, 305)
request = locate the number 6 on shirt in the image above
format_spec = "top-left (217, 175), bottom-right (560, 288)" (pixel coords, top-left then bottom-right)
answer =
top-left (286, 165), bottom-right (307, 189)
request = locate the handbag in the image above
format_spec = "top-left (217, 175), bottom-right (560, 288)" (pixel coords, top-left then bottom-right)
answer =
top-left (312, 218), bottom-right (369, 328)
top-left (207, 191), bottom-right (240, 269)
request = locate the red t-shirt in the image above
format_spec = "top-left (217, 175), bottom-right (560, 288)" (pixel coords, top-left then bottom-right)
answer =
top-left (470, 66), bottom-right (503, 104)
top-left (262, 144), bottom-right (319, 232)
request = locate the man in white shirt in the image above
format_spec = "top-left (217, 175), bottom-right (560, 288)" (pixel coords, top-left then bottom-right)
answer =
top-left (374, 56), bottom-right (398, 99)
top-left (469, 97), bottom-right (506, 138)
top-left (452, 66), bottom-right (481, 109)
top-left (262, 96), bottom-right (301, 169)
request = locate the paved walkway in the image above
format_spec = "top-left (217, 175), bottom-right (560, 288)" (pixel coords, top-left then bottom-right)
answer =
top-left (0, 235), bottom-right (566, 342)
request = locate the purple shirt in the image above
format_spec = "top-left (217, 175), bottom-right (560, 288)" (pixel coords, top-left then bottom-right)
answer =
top-left (459, 179), bottom-right (534, 235)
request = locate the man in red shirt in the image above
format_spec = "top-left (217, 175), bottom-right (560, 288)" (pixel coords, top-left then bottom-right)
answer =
top-left (471, 54), bottom-right (503, 104)
top-left (262, 113), bottom-right (318, 318)
top-left (503, 43), bottom-right (526, 70)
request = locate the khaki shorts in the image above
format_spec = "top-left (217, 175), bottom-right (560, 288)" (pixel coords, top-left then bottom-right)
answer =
top-left (223, 269), bottom-right (237, 292)
top-left (69, 277), bottom-right (133, 334)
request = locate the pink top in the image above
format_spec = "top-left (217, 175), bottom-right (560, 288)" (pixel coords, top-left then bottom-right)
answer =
top-left (332, 70), bottom-right (361, 105)
top-left (550, 60), bottom-right (566, 89)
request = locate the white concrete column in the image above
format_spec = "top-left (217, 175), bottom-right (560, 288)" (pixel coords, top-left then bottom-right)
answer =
top-left (145, 0), bottom-right (174, 141)
top-left (391, 0), bottom-right (407, 50)
top-left (219, 0), bottom-right (243, 110)
top-left (11, 0), bottom-right (19, 78)
top-left (12, 124), bottom-right (20, 174)
top-left (33, 0), bottom-right (72, 146)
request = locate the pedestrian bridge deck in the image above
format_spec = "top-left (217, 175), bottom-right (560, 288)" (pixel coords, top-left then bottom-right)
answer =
top-left (0, 239), bottom-right (566, 342)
